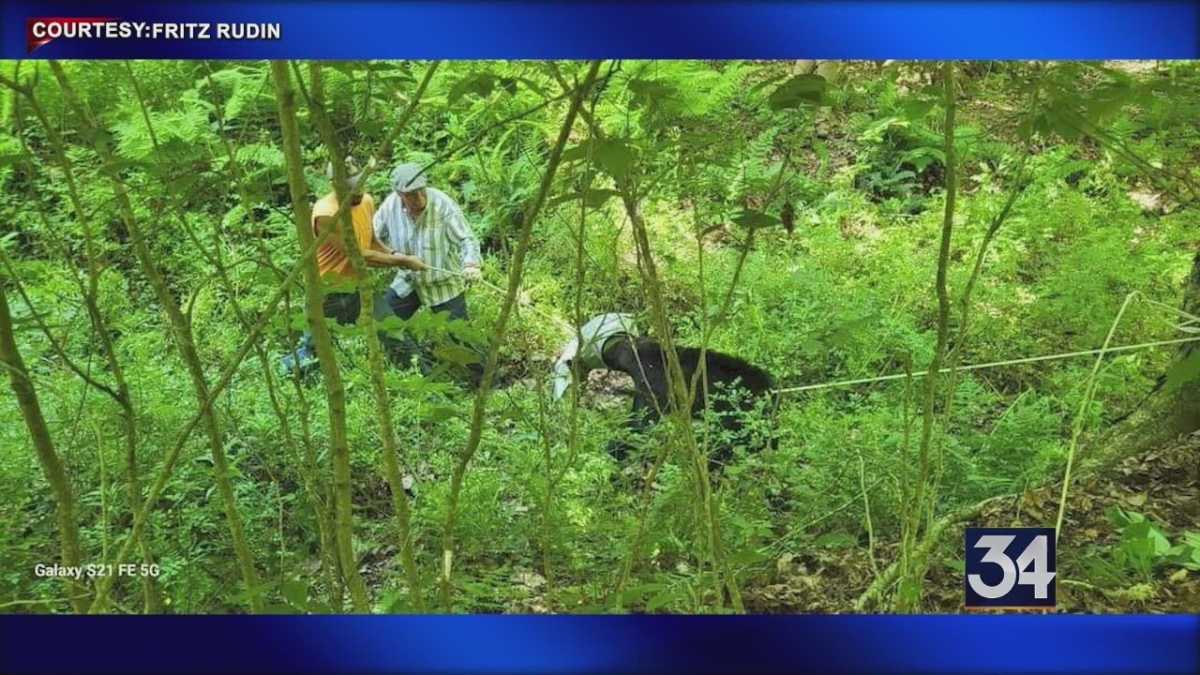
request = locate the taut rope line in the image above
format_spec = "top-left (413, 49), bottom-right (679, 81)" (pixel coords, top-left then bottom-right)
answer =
top-left (772, 336), bottom-right (1200, 395)
top-left (425, 266), bottom-right (1200, 396)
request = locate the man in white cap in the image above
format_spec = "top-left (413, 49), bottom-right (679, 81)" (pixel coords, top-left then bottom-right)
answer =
top-left (374, 162), bottom-right (483, 381)
top-left (281, 157), bottom-right (426, 376)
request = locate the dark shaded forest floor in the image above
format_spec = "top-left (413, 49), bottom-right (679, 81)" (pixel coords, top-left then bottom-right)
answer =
top-left (745, 432), bottom-right (1200, 614)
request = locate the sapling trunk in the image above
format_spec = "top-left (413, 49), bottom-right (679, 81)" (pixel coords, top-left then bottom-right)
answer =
top-left (621, 192), bottom-right (742, 612)
top-left (561, 82), bottom-right (743, 611)
top-left (539, 79), bottom-right (607, 588)
top-left (125, 62), bottom-right (319, 600)
top-left (48, 61), bottom-right (264, 614)
top-left (199, 61), bottom-right (342, 605)
top-left (87, 227), bottom-right (331, 612)
top-left (3, 74), bottom-right (164, 612)
top-left (534, 381), bottom-right (556, 584)
top-left (1170, 252), bottom-right (1200, 433)
top-left (0, 283), bottom-right (89, 614)
top-left (897, 61), bottom-right (958, 613)
top-left (924, 148), bottom-right (1031, 531)
top-left (270, 60), bottom-right (371, 612)
top-left (439, 61), bottom-right (602, 610)
top-left (304, 60), bottom-right (425, 611)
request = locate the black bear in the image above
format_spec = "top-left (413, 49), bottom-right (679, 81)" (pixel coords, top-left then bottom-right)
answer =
top-left (599, 335), bottom-right (778, 471)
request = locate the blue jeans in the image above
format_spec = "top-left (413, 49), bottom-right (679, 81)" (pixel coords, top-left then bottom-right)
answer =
top-left (381, 289), bottom-right (481, 385)
top-left (298, 292), bottom-right (361, 350)
top-left (281, 292), bottom-right (361, 375)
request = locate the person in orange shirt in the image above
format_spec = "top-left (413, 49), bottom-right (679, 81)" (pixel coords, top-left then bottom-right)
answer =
top-left (282, 157), bottom-right (426, 376)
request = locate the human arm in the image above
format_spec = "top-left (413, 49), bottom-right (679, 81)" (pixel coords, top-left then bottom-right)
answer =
top-left (355, 194), bottom-right (424, 270)
top-left (363, 248), bottom-right (427, 270)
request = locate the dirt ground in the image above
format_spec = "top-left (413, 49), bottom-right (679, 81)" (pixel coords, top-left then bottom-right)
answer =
top-left (745, 432), bottom-right (1200, 614)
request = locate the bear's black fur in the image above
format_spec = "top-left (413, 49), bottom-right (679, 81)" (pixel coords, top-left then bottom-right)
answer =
top-left (600, 336), bottom-right (778, 471)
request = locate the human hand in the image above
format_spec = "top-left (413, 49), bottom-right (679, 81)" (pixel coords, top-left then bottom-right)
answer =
top-left (462, 265), bottom-right (482, 284)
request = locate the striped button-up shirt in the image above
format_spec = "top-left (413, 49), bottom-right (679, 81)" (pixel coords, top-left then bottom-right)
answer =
top-left (373, 186), bottom-right (482, 307)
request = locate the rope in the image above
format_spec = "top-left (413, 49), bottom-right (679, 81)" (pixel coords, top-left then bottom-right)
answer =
top-left (422, 264), bottom-right (572, 329)
top-left (773, 335), bottom-right (1200, 395)
top-left (422, 264), bottom-right (1200, 398)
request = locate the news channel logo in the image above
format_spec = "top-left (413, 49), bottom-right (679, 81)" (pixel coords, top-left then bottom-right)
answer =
top-left (965, 527), bottom-right (1056, 609)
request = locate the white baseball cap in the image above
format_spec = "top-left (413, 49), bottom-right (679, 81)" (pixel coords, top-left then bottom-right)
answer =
top-left (390, 162), bottom-right (429, 193)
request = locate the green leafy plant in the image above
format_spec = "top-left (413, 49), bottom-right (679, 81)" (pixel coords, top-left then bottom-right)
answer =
top-left (1106, 507), bottom-right (1200, 579)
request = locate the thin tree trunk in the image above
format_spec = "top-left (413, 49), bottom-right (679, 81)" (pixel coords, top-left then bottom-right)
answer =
top-left (922, 74), bottom-right (1041, 531)
top-left (539, 78), bottom-right (606, 588)
top-left (545, 65), bottom-right (614, 496)
top-left (282, 283), bottom-right (346, 608)
top-left (84, 224), bottom-right (330, 612)
top-left (3, 74), bottom-right (165, 612)
top-left (856, 492), bottom-right (1013, 612)
top-left (620, 191), bottom-right (741, 612)
top-left (198, 61), bottom-right (343, 605)
top-left (555, 72), bottom-right (742, 610)
top-left (1171, 251), bottom-right (1200, 433)
top-left (47, 61), bottom-right (264, 613)
top-left (270, 60), bottom-right (371, 612)
top-left (440, 60), bottom-right (602, 610)
top-left (124, 62), bottom-right (354, 609)
top-left (897, 61), bottom-right (958, 613)
top-left (304, 60), bottom-right (425, 611)
top-left (0, 283), bottom-right (89, 614)
top-left (549, 61), bottom-right (749, 609)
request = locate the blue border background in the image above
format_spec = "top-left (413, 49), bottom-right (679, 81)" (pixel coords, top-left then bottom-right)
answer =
top-left (0, 615), bottom-right (1196, 673)
top-left (2, 1), bottom-right (1198, 59)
